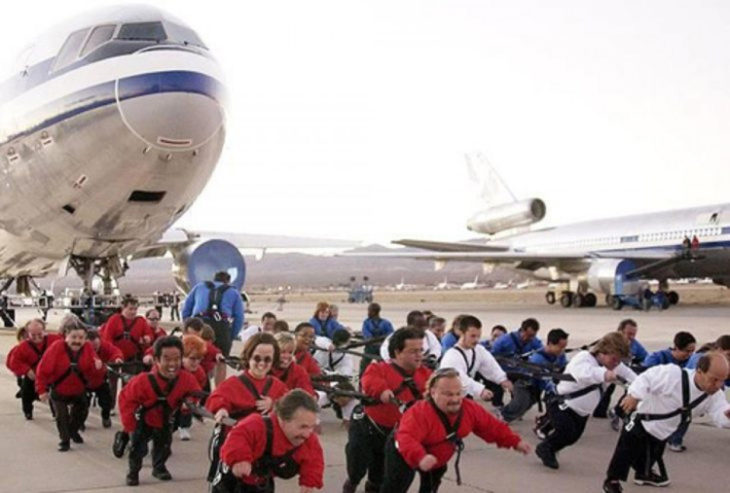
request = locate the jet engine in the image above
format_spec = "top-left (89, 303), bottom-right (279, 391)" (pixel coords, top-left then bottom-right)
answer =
top-left (171, 239), bottom-right (246, 293)
top-left (466, 198), bottom-right (546, 235)
top-left (587, 259), bottom-right (640, 295)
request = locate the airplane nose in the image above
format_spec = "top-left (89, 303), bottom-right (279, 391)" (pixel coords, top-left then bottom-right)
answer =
top-left (115, 71), bottom-right (225, 151)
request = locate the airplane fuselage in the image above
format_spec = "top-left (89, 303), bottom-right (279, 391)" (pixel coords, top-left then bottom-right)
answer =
top-left (0, 7), bottom-right (226, 280)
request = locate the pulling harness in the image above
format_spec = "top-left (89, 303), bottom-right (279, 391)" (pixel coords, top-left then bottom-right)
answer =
top-left (112, 316), bottom-right (145, 359)
top-left (211, 416), bottom-right (301, 493)
top-left (135, 373), bottom-right (180, 432)
top-left (428, 399), bottom-right (465, 486)
top-left (207, 374), bottom-right (274, 483)
top-left (199, 282), bottom-right (232, 322)
top-left (50, 345), bottom-right (90, 398)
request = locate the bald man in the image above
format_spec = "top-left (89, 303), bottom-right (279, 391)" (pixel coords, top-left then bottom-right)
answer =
top-left (602, 352), bottom-right (730, 493)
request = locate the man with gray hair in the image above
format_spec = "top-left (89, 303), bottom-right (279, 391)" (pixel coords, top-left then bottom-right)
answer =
top-left (602, 352), bottom-right (730, 493)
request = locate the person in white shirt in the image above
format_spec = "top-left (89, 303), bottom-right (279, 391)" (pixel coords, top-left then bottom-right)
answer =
top-left (535, 332), bottom-right (636, 470)
top-left (238, 312), bottom-right (276, 343)
top-left (438, 315), bottom-right (512, 403)
top-left (313, 329), bottom-right (355, 379)
top-left (602, 352), bottom-right (730, 493)
top-left (379, 311), bottom-right (441, 367)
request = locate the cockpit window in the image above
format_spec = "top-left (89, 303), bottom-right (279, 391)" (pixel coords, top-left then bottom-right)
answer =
top-left (164, 22), bottom-right (207, 49)
top-left (53, 28), bottom-right (89, 72)
top-left (117, 22), bottom-right (166, 42)
top-left (80, 25), bottom-right (116, 57)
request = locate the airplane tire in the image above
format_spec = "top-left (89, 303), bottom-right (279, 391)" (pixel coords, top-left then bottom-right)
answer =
top-left (545, 292), bottom-right (556, 305)
top-left (668, 291), bottom-right (679, 305)
top-left (612, 296), bottom-right (623, 310)
top-left (560, 292), bottom-right (573, 308)
top-left (584, 293), bottom-right (597, 307)
top-left (573, 293), bottom-right (584, 308)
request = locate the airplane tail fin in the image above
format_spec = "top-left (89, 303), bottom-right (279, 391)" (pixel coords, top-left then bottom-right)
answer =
top-left (465, 152), bottom-right (517, 207)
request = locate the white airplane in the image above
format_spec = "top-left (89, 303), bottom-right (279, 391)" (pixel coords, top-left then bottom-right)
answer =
top-left (459, 274), bottom-right (481, 290)
top-left (433, 275), bottom-right (455, 290)
top-left (357, 153), bottom-right (730, 309)
top-left (0, 5), bottom-right (355, 304)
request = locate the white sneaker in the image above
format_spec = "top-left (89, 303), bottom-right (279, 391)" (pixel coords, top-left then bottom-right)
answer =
top-left (179, 428), bottom-right (191, 441)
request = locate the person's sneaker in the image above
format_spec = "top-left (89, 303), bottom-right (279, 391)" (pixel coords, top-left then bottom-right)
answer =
top-left (179, 427), bottom-right (191, 441)
top-left (70, 432), bottom-right (84, 444)
top-left (603, 479), bottom-right (623, 493)
top-left (58, 441), bottom-right (70, 452)
top-left (667, 442), bottom-right (686, 453)
top-left (634, 471), bottom-right (670, 487)
top-left (535, 442), bottom-right (559, 469)
top-left (342, 479), bottom-right (356, 493)
top-left (152, 467), bottom-right (172, 481)
top-left (102, 417), bottom-right (112, 428)
top-left (126, 471), bottom-right (139, 486)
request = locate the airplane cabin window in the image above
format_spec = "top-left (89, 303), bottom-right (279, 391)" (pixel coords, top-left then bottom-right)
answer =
top-left (117, 22), bottom-right (166, 42)
top-left (81, 25), bottom-right (116, 57)
top-left (53, 29), bottom-right (89, 72)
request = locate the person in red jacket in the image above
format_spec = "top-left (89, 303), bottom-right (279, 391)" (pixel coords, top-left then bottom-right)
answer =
top-left (177, 334), bottom-right (208, 441)
top-left (36, 318), bottom-right (101, 451)
top-left (381, 368), bottom-right (531, 492)
top-left (103, 297), bottom-right (154, 409)
top-left (213, 389), bottom-right (324, 493)
top-left (6, 318), bottom-right (62, 420)
top-left (146, 308), bottom-right (166, 341)
top-left (343, 327), bottom-right (432, 493)
top-left (293, 323), bottom-right (321, 378)
top-left (183, 317), bottom-right (225, 387)
top-left (205, 332), bottom-right (288, 484)
top-left (272, 332), bottom-right (316, 396)
top-left (83, 329), bottom-right (123, 429)
top-left (118, 336), bottom-right (202, 486)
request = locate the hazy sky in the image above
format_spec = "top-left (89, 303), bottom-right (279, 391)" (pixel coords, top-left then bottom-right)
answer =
top-left (3, 0), bottom-right (730, 244)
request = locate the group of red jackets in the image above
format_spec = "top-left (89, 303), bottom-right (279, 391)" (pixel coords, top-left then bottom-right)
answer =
top-left (5, 334), bottom-right (63, 379)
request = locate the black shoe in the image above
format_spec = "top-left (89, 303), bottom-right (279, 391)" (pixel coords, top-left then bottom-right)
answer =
top-left (152, 467), bottom-right (172, 481)
top-left (58, 441), bottom-right (70, 452)
top-left (24, 412), bottom-right (33, 420)
top-left (71, 432), bottom-right (84, 444)
top-left (102, 417), bottom-right (112, 428)
top-left (536, 443), bottom-right (559, 469)
top-left (112, 431), bottom-right (129, 458)
top-left (126, 472), bottom-right (139, 486)
top-left (634, 471), bottom-right (670, 487)
top-left (603, 480), bottom-right (623, 493)
top-left (364, 480), bottom-right (380, 493)
top-left (342, 479), bottom-right (356, 493)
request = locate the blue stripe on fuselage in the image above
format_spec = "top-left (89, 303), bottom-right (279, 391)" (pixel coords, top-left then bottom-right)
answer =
top-left (1, 70), bottom-right (224, 146)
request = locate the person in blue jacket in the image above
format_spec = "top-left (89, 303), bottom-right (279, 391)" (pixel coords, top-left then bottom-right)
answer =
top-left (501, 328), bottom-right (569, 422)
top-left (359, 303), bottom-right (394, 376)
top-left (309, 301), bottom-right (345, 339)
top-left (440, 314), bottom-right (466, 352)
top-left (181, 271), bottom-right (244, 357)
top-left (491, 318), bottom-right (543, 359)
top-left (481, 325), bottom-right (507, 352)
top-left (643, 331), bottom-right (696, 369)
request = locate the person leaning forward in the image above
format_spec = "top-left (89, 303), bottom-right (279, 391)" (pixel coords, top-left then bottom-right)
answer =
top-left (212, 389), bottom-right (324, 493)
top-left (381, 368), bottom-right (531, 493)
top-left (602, 352), bottom-right (730, 493)
top-left (118, 336), bottom-right (202, 486)
top-left (182, 271), bottom-right (244, 357)
top-left (343, 327), bottom-right (432, 493)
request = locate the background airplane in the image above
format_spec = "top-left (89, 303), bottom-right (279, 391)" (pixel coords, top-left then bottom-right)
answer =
top-left (356, 153), bottom-right (730, 309)
top-left (0, 5), bottom-right (355, 309)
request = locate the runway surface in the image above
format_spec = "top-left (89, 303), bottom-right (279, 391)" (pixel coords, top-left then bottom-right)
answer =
top-left (2, 295), bottom-right (729, 493)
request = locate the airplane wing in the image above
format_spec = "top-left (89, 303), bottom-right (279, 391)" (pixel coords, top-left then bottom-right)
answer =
top-left (130, 228), bottom-right (361, 260)
top-left (342, 248), bottom-right (675, 264)
top-left (393, 239), bottom-right (510, 252)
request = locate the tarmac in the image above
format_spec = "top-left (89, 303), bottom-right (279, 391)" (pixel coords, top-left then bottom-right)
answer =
top-left (1, 292), bottom-right (729, 493)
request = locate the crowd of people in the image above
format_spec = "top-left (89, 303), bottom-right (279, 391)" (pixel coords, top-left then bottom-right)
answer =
top-left (5, 271), bottom-right (730, 493)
